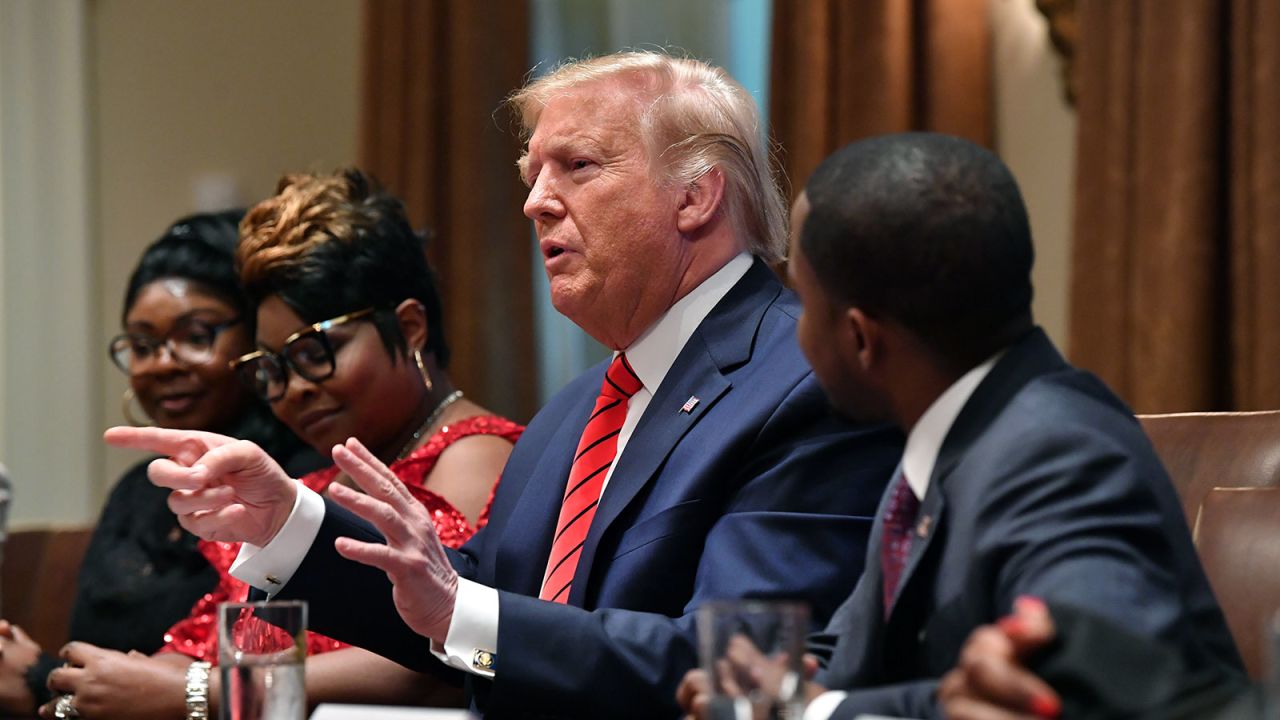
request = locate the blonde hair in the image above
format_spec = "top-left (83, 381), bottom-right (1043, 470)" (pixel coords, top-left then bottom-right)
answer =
top-left (237, 170), bottom-right (368, 285)
top-left (508, 51), bottom-right (788, 262)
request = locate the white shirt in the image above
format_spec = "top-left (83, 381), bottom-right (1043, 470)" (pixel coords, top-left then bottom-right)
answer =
top-left (803, 352), bottom-right (1001, 720)
top-left (230, 252), bottom-right (754, 677)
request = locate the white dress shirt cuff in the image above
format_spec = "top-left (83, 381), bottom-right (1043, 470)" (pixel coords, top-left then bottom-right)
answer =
top-left (230, 483), bottom-right (325, 595)
top-left (803, 690), bottom-right (849, 720)
top-left (429, 577), bottom-right (499, 678)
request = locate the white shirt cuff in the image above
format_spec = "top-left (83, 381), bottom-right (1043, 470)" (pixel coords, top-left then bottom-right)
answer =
top-left (230, 482), bottom-right (325, 595)
top-left (803, 690), bottom-right (849, 720)
top-left (428, 577), bottom-right (499, 677)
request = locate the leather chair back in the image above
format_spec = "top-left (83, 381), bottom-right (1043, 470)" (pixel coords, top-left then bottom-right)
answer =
top-left (1193, 487), bottom-right (1280, 679)
top-left (1139, 411), bottom-right (1280, 525)
top-left (1, 526), bottom-right (93, 651)
top-left (1140, 411), bottom-right (1280, 680)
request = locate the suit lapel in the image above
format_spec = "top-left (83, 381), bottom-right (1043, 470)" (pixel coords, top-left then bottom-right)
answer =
top-left (568, 259), bottom-right (782, 606)
top-left (569, 349), bottom-right (730, 605)
top-left (494, 387), bottom-right (598, 595)
top-left (883, 328), bottom-right (1065, 622)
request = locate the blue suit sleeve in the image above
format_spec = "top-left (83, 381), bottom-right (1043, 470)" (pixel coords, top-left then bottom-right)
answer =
top-left (480, 380), bottom-right (901, 718)
top-left (275, 499), bottom-right (463, 685)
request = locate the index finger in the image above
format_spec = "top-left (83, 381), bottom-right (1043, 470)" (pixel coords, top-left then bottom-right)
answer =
top-left (60, 641), bottom-right (107, 666)
top-left (335, 438), bottom-right (416, 510)
top-left (104, 426), bottom-right (226, 465)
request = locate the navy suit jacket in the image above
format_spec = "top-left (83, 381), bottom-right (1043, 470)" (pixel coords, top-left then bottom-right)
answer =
top-left (279, 260), bottom-right (903, 718)
top-left (810, 328), bottom-right (1243, 719)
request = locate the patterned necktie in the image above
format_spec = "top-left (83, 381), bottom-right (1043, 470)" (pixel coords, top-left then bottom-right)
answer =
top-left (540, 354), bottom-right (643, 603)
top-left (880, 471), bottom-right (921, 617)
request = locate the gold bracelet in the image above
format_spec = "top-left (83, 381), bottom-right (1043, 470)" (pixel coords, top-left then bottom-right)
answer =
top-left (185, 661), bottom-right (212, 720)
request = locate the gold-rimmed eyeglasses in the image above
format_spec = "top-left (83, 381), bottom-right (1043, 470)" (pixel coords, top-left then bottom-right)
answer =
top-left (231, 308), bottom-right (375, 402)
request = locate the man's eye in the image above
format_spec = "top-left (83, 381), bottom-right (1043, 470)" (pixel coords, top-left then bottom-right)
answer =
top-left (571, 159), bottom-right (592, 171)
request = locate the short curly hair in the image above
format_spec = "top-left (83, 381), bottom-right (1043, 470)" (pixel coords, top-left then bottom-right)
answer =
top-left (238, 168), bottom-right (450, 366)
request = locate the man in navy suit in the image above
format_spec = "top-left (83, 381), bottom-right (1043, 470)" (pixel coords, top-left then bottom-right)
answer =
top-left (679, 133), bottom-right (1243, 719)
top-left (109, 52), bottom-right (900, 718)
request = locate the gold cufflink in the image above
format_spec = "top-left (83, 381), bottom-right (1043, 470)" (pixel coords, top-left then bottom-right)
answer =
top-left (472, 649), bottom-right (496, 671)
top-left (266, 574), bottom-right (282, 585)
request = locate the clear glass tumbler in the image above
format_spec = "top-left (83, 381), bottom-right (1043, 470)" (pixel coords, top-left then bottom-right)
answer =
top-left (218, 600), bottom-right (307, 720)
top-left (697, 599), bottom-right (810, 720)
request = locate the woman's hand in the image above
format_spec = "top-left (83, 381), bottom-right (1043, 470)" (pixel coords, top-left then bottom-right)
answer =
top-left (0, 620), bottom-right (41, 713)
top-left (40, 643), bottom-right (185, 720)
top-left (938, 596), bottom-right (1061, 720)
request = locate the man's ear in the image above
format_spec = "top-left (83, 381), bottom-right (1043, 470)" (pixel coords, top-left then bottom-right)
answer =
top-left (676, 167), bottom-right (726, 235)
top-left (395, 299), bottom-right (429, 355)
top-left (846, 307), bottom-right (882, 371)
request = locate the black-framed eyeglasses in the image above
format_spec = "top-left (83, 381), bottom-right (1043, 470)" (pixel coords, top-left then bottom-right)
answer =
top-left (108, 316), bottom-right (243, 374)
top-left (231, 308), bottom-right (375, 402)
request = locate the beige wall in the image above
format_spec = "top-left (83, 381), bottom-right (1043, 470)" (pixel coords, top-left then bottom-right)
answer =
top-left (991, 0), bottom-right (1077, 352)
top-left (93, 0), bottom-right (361, 501)
top-left (0, 0), bottom-right (95, 526)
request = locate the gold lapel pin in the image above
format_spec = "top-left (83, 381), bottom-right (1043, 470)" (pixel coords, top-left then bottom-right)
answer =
top-left (915, 515), bottom-right (932, 538)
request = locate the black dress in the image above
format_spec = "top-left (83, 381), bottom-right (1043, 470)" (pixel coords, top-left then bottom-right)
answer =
top-left (24, 406), bottom-right (325, 710)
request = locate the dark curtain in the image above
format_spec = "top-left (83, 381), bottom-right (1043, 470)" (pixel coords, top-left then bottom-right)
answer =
top-left (770, 0), bottom-right (992, 197)
top-left (359, 0), bottom-right (537, 422)
top-left (1069, 0), bottom-right (1280, 411)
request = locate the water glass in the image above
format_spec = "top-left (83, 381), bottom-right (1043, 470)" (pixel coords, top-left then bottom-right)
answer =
top-left (697, 599), bottom-right (810, 720)
top-left (218, 600), bottom-right (307, 720)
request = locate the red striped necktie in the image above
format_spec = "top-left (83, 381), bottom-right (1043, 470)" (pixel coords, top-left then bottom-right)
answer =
top-left (539, 354), bottom-right (644, 603)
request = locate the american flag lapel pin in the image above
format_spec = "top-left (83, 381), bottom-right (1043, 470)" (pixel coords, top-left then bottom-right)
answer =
top-left (680, 396), bottom-right (700, 414)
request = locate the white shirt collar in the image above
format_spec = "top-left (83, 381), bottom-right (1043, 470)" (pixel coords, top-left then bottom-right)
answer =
top-left (901, 351), bottom-right (1004, 500)
top-left (623, 252), bottom-right (753, 395)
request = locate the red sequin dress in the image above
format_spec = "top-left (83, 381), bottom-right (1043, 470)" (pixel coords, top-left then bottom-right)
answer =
top-left (158, 415), bottom-right (523, 662)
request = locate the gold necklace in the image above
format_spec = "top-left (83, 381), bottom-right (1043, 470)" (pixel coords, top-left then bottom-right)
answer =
top-left (397, 390), bottom-right (464, 459)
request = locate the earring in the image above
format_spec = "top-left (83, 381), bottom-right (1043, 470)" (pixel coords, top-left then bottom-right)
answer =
top-left (121, 387), bottom-right (153, 427)
top-left (414, 349), bottom-right (434, 392)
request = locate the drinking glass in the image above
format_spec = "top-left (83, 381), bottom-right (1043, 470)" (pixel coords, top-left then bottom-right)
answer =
top-left (218, 600), bottom-right (307, 720)
top-left (697, 600), bottom-right (810, 720)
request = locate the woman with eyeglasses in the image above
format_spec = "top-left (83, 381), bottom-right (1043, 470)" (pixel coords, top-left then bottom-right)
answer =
top-left (0, 211), bottom-right (321, 718)
top-left (39, 170), bottom-right (521, 719)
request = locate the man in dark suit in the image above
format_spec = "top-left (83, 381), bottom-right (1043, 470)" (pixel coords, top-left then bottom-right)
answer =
top-left (679, 132), bottom-right (1243, 719)
top-left (108, 52), bottom-right (900, 718)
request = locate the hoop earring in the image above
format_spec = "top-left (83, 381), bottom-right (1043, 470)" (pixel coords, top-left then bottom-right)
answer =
top-left (414, 349), bottom-right (434, 392)
top-left (121, 387), bottom-right (153, 427)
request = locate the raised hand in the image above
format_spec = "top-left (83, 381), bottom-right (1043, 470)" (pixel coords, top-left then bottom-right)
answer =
top-left (326, 437), bottom-right (459, 643)
top-left (938, 596), bottom-right (1061, 720)
top-left (103, 426), bottom-right (297, 547)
